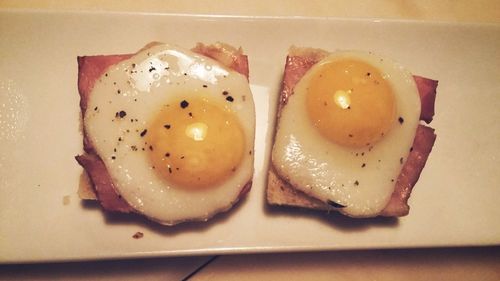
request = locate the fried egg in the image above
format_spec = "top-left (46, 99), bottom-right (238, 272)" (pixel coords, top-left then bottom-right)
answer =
top-left (272, 51), bottom-right (420, 217)
top-left (84, 43), bottom-right (255, 224)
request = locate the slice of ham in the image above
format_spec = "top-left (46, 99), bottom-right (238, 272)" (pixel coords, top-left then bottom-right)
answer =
top-left (380, 124), bottom-right (436, 216)
top-left (76, 54), bottom-right (135, 212)
top-left (75, 153), bottom-right (132, 212)
top-left (75, 44), bottom-right (250, 213)
top-left (278, 52), bottom-right (437, 217)
top-left (414, 75), bottom-right (438, 123)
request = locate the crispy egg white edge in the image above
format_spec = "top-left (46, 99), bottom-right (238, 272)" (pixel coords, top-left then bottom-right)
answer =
top-left (272, 50), bottom-right (421, 217)
top-left (84, 43), bottom-right (255, 224)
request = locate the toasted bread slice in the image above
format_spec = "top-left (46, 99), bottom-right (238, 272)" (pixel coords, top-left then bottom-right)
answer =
top-left (267, 47), bottom-right (437, 217)
top-left (76, 42), bottom-right (252, 222)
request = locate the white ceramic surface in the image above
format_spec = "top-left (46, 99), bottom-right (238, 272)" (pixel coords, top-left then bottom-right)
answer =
top-left (0, 10), bottom-right (499, 263)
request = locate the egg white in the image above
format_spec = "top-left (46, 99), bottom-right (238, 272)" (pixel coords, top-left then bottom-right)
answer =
top-left (272, 51), bottom-right (421, 217)
top-left (84, 43), bottom-right (255, 224)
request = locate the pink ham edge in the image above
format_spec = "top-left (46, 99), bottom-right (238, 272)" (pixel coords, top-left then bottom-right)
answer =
top-left (380, 125), bottom-right (436, 216)
top-left (414, 75), bottom-right (438, 123)
top-left (281, 55), bottom-right (438, 217)
top-left (76, 48), bottom-right (250, 213)
top-left (75, 153), bottom-right (133, 212)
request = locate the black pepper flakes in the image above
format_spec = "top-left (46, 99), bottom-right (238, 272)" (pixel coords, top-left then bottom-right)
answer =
top-left (398, 117), bottom-right (404, 124)
top-left (410, 147), bottom-right (414, 152)
top-left (348, 134), bottom-right (353, 138)
top-left (327, 200), bottom-right (346, 208)
top-left (149, 66), bottom-right (156, 72)
top-left (149, 145), bottom-right (153, 151)
top-left (180, 100), bottom-right (189, 108)
top-left (203, 84), bottom-right (208, 88)
top-left (164, 124), bottom-right (171, 129)
top-left (361, 163), bottom-right (366, 168)
top-left (226, 96), bottom-right (234, 102)
top-left (354, 180), bottom-right (359, 186)
top-left (400, 157), bottom-right (404, 164)
top-left (366, 72), bottom-right (371, 76)
top-left (117, 89), bottom-right (121, 94)
top-left (140, 129), bottom-right (148, 137)
top-left (111, 156), bottom-right (116, 160)
top-left (168, 167), bottom-right (172, 173)
top-left (188, 112), bottom-right (193, 117)
top-left (115, 110), bottom-right (127, 118)
top-left (131, 146), bottom-right (138, 151)
top-left (222, 91), bottom-right (229, 96)
top-left (165, 152), bottom-right (170, 157)
top-left (94, 106), bottom-right (98, 111)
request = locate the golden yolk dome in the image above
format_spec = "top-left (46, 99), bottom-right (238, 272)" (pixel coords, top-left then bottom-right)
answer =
top-left (146, 97), bottom-right (245, 189)
top-left (306, 58), bottom-right (396, 147)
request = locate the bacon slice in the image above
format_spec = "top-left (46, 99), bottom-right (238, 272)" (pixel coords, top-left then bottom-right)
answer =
top-left (75, 44), bottom-right (250, 213)
top-left (272, 50), bottom-right (437, 217)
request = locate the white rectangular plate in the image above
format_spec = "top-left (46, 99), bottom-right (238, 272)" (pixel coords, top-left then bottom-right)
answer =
top-left (1, 10), bottom-right (499, 263)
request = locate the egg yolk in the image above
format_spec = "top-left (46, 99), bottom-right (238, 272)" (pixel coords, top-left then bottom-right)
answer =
top-left (306, 58), bottom-right (396, 147)
top-left (146, 97), bottom-right (245, 189)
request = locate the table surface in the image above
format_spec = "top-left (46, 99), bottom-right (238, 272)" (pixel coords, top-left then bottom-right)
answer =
top-left (1, 1), bottom-right (499, 280)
